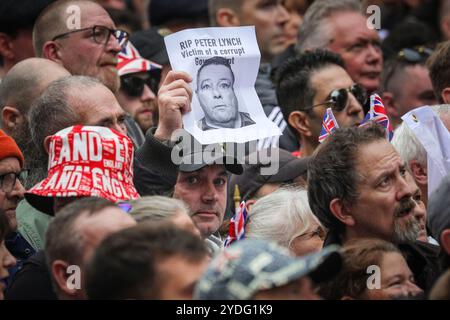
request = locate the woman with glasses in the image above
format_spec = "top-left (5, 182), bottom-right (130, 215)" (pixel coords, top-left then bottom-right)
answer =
top-left (0, 130), bottom-right (34, 287)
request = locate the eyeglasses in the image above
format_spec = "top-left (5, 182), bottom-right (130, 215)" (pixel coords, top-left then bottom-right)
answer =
top-left (120, 73), bottom-right (160, 97)
top-left (52, 25), bottom-right (129, 49)
top-left (0, 170), bottom-right (28, 194)
top-left (309, 84), bottom-right (367, 112)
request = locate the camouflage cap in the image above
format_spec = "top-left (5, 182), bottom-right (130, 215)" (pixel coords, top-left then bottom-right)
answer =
top-left (194, 239), bottom-right (342, 300)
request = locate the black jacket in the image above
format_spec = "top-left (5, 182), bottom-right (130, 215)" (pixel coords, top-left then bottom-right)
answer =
top-left (5, 250), bottom-right (57, 300)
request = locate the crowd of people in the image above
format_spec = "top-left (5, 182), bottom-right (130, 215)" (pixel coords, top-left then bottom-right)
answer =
top-left (0, 0), bottom-right (450, 300)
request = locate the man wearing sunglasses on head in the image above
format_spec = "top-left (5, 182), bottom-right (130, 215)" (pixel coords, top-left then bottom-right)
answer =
top-left (116, 42), bottom-right (162, 147)
top-left (276, 49), bottom-right (365, 157)
top-left (381, 47), bottom-right (437, 128)
top-left (33, 0), bottom-right (129, 94)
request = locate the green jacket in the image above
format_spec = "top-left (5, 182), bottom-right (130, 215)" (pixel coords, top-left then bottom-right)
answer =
top-left (16, 199), bottom-right (52, 251)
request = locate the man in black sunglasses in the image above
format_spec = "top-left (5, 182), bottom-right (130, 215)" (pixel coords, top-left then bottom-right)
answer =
top-left (116, 42), bottom-right (162, 146)
top-left (381, 47), bottom-right (437, 127)
top-left (32, 0), bottom-right (128, 94)
top-left (276, 49), bottom-right (365, 158)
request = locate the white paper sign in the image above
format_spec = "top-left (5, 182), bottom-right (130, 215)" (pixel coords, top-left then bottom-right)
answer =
top-left (402, 106), bottom-right (450, 197)
top-left (164, 26), bottom-right (281, 144)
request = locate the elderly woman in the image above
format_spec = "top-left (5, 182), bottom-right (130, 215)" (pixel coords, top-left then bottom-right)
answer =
top-left (129, 196), bottom-right (200, 238)
top-left (245, 187), bottom-right (325, 256)
top-left (318, 238), bottom-right (423, 300)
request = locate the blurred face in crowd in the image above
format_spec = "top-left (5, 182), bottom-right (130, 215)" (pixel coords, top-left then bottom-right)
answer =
top-left (346, 140), bottom-right (419, 243)
top-left (54, 206), bottom-right (136, 299)
top-left (196, 63), bottom-right (238, 128)
top-left (0, 239), bottom-right (16, 300)
top-left (236, 0), bottom-right (290, 62)
top-left (282, 0), bottom-right (306, 46)
top-left (289, 219), bottom-right (325, 256)
top-left (154, 254), bottom-right (210, 299)
top-left (51, 2), bottom-right (122, 92)
top-left (326, 11), bottom-right (383, 93)
top-left (253, 276), bottom-right (321, 300)
top-left (308, 65), bottom-right (365, 141)
top-left (73, 83), bottom-right (127, 135)
top-left (170, 210), bottom-right (202, 238)
top-left (116, 72), bottom-right (158, 133)
top-left (0, 157), bottom-right (25, 231)
top-left (363, 252), bottom-right (422, 299)
top-left (174, 165), bottom-right (228, 238)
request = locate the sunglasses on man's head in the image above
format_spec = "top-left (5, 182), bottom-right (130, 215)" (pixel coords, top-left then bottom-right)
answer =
top-left (309, 83), bottom-right (367, 112)
top-left (397, 47), bottom-right (433, 63)
top-left (120, 73), bottom-right (161, 97)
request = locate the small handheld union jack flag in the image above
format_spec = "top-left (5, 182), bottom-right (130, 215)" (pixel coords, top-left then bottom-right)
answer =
top-left (359, 94), bottom-right (394, 141)
top-left (224, 201), bottom-right (248, 247)
top-left (318, 108), bottom-right (340, 143)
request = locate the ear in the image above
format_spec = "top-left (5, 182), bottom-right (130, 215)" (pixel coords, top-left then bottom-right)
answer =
top-left (0, 33), bottom-right (14, 60)
top-left (409, 160), bottom-right (427, 186)
top-left (42, 41), bottom-right (63, 63)
top-left (288, 110), bottom-right (312, 138)
top-left (1, 106), bottom-right (24, 131)
top-left (329, 198), bottom-right (355, 227)
top-left (216, 8), bottom-right (241, 27)
top-left (381, 92), bottom-right (399, 120)
top-left (245, 199), bottom-right (256, 212)
top-left (441, 87), bottom-right (450, 104)
top-left (44, 135), bottom-right (52, 154)
top-left (440, 229), bottom-right (450, 256)
top-left (51, 260), bottom-right (78, 296)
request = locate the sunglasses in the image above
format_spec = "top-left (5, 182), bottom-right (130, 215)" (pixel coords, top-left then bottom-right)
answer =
top-left (397, 47), bottom-right (433, 63)
top-left (120, 73), bottom-right (160, 97)
top-left (309, 84), bottom-right (367, 112)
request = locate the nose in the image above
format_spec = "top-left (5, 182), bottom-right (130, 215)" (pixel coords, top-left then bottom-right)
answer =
top-left (212, 86), bottom-right (222, 99)
top-left (396, 173), bottom-right (415, 201)
top-left (8, 179), bottom-right (25, 200)
top-left (412, 200), bottom-right (426, 221)
top-left (106, 32), bottom-right (122, 55)
top-left (405, 281), bottom-right (423, 297)
top-left (201, 180), bottom-right (219, 203)
top-left (1, 245), bottom-right (16, 272)
top-left (347, 93), bottom-right (365, 119)
top-left (141, 84), bottom-right (156, 102)
top-left (277, 3), bottom-right (290, 25)
top-left (366, 43), bottom-right (382, 65)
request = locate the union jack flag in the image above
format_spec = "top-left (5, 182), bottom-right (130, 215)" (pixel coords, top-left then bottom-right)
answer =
top-left (117, 42), bottom-right (162, 76)
top-left (359, 94), bottom-right (394, 141)
top-left (318, 108), bottom-right (340, 143)
top-left (224, 201), bottom-right (248, 247)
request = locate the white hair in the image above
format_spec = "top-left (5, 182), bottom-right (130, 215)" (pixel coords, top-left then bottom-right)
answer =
top-left (129, 196), bottom-right (190, 223)
top-left (391, 104), bottom-right (450, 169)
top-left (246, 187), bottom-right (321, 249)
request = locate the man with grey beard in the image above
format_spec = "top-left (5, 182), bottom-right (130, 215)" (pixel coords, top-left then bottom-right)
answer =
top-left (307, 122), bottom-right (441, 293)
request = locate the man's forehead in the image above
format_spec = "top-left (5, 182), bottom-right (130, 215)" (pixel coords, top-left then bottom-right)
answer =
top-left (356, 140), bottom-right (402, 175)
top-left (179, 164), bottom-right (228, 176)
top-left (76, 2), bottom-right (115, 29)
top-left (328, 11), bottom-right (379, 43)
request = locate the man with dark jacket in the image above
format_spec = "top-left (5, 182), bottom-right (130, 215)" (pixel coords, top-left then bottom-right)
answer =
top-left (307, 123), bottom-right (441, 293)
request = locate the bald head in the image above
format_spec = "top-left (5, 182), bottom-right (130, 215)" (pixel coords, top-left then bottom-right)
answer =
top-left (33, 0), bottom-right (108, 57)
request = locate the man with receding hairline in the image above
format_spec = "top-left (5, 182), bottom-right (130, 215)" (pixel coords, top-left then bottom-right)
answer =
top-left (33, 0), bottom-right (128, 93)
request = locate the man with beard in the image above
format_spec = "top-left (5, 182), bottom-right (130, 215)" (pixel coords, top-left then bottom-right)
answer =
top-left (307, 123), bottom-right (441, 293)
top-left (195, 56), bottom-right (255, 131)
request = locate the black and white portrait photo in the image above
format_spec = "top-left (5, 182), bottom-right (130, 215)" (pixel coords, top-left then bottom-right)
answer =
top-left (195, 56), bottom-right (255, 131)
